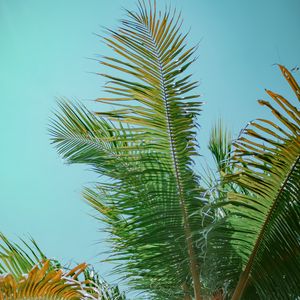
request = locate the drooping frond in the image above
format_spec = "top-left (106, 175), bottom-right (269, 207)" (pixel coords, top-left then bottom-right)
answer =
top-left (51, 1), bottom-right (204, 298)
top-left (206, 65), bottom-right (300, 299)
top-left (50, 100), bottom-right (122, 174)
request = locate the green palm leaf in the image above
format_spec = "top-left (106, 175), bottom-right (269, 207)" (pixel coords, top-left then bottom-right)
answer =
top-left (206, 65), bottom-right (300, 299)
top-left (51, 1), bottom-right (204, 298)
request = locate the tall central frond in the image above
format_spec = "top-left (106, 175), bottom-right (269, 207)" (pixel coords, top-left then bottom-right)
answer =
top-left (51, 2), bottom-right (203, 298)
top-left (97, 3), bottom-right (204, 297)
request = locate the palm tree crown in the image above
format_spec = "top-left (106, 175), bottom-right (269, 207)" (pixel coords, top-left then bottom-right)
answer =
top-left (1, 1), bottom-right (299, 300)
top-left (50, 1), bottom-right (300, 297)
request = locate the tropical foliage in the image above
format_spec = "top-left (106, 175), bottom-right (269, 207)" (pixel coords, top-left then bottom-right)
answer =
top-left (2, 1), bottom-right (299, 299)
top-left (203, 65), bottom-right (300, 299)
top-left (49, 1), bottom-right (300, 298)
top-left (0, 234), bottom-right (125, 299)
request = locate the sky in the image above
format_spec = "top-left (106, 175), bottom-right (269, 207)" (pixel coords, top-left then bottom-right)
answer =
top-left (0, 0), bottom-right (299, 292)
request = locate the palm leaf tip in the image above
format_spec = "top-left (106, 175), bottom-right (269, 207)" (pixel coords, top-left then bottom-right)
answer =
top-left (208, 119), bottom-right (232, 174)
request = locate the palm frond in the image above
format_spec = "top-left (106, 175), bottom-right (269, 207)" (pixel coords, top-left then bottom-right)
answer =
top-left (0, 260), bottom-right (89, 300)
top-left (206, 65), bottom-right (300, 299)
top-left (0, 233), bottom-right (48, 278)
top-left (51, 1), bottom-right (204, 298)
top-left (0, 234), bottom-right (126, 299)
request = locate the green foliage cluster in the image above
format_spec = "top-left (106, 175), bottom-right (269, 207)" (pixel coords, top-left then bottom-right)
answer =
top-left (1, 1), bottom-right (299, 299)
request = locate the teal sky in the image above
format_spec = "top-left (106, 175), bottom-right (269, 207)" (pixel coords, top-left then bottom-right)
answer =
top-left (1, 0), bottom-right (299, 290)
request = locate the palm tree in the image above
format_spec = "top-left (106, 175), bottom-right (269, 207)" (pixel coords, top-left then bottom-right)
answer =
top-left (49, 1), bottom-right (300, 299)
top-left (0, 1), bottom-right (296, 299)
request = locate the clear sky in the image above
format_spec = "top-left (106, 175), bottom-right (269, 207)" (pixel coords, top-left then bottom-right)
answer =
top-left (0, 0), bottom-right (299, 291)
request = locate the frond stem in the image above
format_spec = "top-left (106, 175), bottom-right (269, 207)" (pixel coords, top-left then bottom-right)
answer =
top-left (140, 17), bottom-right (202, 300)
